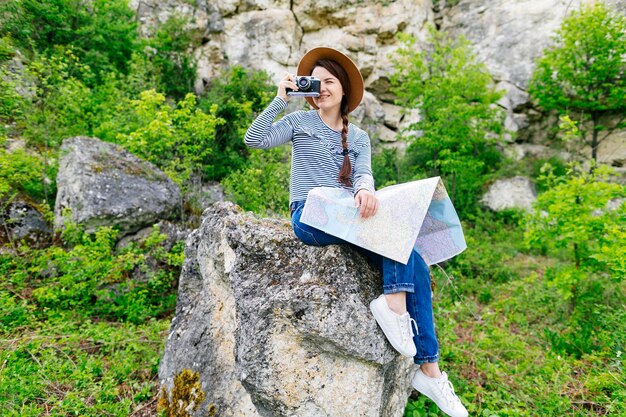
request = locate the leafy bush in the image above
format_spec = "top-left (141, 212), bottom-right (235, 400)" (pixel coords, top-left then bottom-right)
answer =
top-left (221, 147), bottom-right (291, 217)
top-left (0, 0), bottom-right (139, 85)
top-left (524, 164), bottom-right (624, 293)
top-left (1, 223), bottom-right (184, 324)
top-left (198, 65), bottom-right (276, 181)
top-left (524, 163), bottom-right (625, 357)
top-left (0, 145), bottom-right (56, 205)
top-left (0, 55), bottom-right (27, 132)
top-left (114, 90), bottom-right (224, 187)
top-left (23, 49), bottom-right (93, 149)
top-left (529, 3), bottom-right (626, 161)
top-left (390, 28), bottom-right (504, 215)
top-left (372, 147), bottom-right (406, 188)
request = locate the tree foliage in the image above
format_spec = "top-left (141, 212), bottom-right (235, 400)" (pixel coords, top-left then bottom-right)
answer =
top-left (529, 3), bottom-right (626, 161)
top-left (524, 163), bottom-right (625, 300)
top-left (0, 0), bottom-right (139, 85)
top-left (221, 147), bottom-right (291, 217)
top-left (145, 14), bottom-right (200, 99)
top-left (115, 90), bottom-right (224, 187)
top-left (199, 65), bottom-right (275, 180)
top-left (390, 28), bottom-right (504, 214)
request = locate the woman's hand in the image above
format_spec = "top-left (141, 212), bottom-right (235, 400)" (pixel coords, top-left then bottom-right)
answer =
top-left (277, 72), bottom-right (298, 102)
top-left (355, 189), bottom-right (379, 219)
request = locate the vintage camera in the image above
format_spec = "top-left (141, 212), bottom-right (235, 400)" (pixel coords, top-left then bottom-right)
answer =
top-left (286, 76), bottom-right (321, 97)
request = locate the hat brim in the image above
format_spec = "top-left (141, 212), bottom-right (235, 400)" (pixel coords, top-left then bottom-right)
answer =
top-left (297, 47), bottom-right (364, 114)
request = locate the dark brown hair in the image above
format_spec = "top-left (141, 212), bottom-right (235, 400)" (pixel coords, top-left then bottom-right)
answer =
top-left (313, 59), bottom-right (352, 187)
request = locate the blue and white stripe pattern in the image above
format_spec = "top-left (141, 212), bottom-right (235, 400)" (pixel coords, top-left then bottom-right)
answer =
top-left (244, 96), bottom-right (375, 204)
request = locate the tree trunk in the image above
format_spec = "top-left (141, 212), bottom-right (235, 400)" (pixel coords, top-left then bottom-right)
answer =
top-left (591, 112), bottom-right (599, 163)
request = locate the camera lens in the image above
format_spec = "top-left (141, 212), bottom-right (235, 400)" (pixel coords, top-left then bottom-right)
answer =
top-left (297, 77), bottom-right (311, 89)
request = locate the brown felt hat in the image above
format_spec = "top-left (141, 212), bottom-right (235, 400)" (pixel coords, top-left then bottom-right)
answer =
top-left (297, 47), bottom-right (364, 113)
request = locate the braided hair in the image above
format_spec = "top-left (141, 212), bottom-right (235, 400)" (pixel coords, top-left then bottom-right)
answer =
top-left (313, 59), bottom-right (352, 187)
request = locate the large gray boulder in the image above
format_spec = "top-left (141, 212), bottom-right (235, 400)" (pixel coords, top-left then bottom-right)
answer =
top-left (158, 202), bottom-right (415, 417)
top-left (54, 136), bottom-right (181, 236)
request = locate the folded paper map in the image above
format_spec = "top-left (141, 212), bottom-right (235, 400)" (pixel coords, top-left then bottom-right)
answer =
top-left (300, 177), bottom-right (466, 265)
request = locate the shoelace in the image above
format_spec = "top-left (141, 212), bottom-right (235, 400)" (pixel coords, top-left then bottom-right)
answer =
top-left (398, 314), bottom-right (418, 343)
top-left (436, 375), bottom-right (461, 407)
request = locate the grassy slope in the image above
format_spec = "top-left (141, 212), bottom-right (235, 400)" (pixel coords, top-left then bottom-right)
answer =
top-left (2, 214), bottom-right (624, 416)
top-left (0, 317), bottom-right (168, 416)
top-left (407, 218), bottom-right (626, 417)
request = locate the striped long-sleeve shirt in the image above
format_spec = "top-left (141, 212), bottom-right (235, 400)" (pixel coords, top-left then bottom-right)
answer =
top-left (244, 96), bottom-right (376, 205)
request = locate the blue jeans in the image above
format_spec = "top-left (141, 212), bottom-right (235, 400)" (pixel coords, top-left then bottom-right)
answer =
top-left (290, 200), bottom-right (439, 364)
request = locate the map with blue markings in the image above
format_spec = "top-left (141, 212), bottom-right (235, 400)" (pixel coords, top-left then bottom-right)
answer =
top-left (300, 177), bottom-right (467, 265)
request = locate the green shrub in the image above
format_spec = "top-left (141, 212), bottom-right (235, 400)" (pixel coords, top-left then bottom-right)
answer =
top-left (114, 90), bottom-right (223, 187)
top-left (198, 65), bottom-right (276, 181)
top-left (2, 223), bottom-right (183, 324)
top-left (524, 162), bottom-right (625, 357)
top-left (390, 28), bottom-right (504, 215)
top-left (221, 147), bottom-right (290, 217)
top-left (0, 60), bottom-right (27, 131)
top-left (0, 0), bottom-right (139, 85)
top-left (0, 146), bottom-right (56, 204)
top-left (23, 49), bottom-right (93, 149)
top-left (372, 147), bottom-right (406, 188)
top-left (524, 163), bottom-right (624, 292)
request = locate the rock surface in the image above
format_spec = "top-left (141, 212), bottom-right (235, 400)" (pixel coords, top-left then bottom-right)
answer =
top-left (0, 198), bottom-right (52, 246)
top-left (481, 176), bottom-right (537, 212)
top-left (158, 202), bottom-right (415, 417)
top-left (54, 137), bottom-right (181, 236)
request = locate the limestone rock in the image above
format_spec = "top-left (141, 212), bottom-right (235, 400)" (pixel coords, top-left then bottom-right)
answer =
top-left (129, 0), bottom-right (626, 156)
top-left (442, 0), bottom-right (570, 89)
top-left (1, 51), bottom-right (36, 100)
top-left (222, 10), bottom-right (303, 75)
top-left (54, 136), bottom-right (181, 236)
top-left (442, 0), bottom-right (573, 142)
top-left (158, 202), bottom-right (415, 417)
top-left (0, 199), bottom-right (52, 246)
top-left (596, 129), bottom-right (626, 168)
top-left (481, 176), bottom-right (537, 212)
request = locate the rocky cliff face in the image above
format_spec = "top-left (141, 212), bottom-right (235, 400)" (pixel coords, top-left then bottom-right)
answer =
top-left (158, 202), bottom-right (416, 417)
top-left (130, 0), bottom-right (625, 168)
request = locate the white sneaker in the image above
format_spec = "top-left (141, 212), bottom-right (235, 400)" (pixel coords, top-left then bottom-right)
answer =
top-left (411, 369), bottom-right (469, 417)
top-left (369, 294), bottom-right (417, 357)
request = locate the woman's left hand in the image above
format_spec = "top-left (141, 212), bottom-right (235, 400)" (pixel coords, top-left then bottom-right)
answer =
top-left (355, 189), bottom-right (379, 219)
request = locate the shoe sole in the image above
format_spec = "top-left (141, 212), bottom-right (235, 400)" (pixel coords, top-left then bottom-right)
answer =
top-left (370, 299), bottom-right (417, 357)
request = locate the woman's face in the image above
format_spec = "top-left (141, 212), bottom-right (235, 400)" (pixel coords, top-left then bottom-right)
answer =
top-left (311, 66), bottom-right (344, 114)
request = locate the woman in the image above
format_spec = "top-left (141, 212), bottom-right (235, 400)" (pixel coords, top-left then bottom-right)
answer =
top-left (244, 47), bottom-right (468, 417)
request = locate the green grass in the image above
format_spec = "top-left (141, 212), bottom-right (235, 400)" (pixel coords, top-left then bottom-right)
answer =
top-left (0, 317), bottom-right (169, 416)
top-left (1, 212), bottom-right (624, 417)
top-left (0, 224), bottom-right (180, 416)
top-left (405, 214), bottom-right (626, 417)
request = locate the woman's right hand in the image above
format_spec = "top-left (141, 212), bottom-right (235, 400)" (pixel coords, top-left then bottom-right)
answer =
top-left (277, 72), bottom-right (298, 102)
